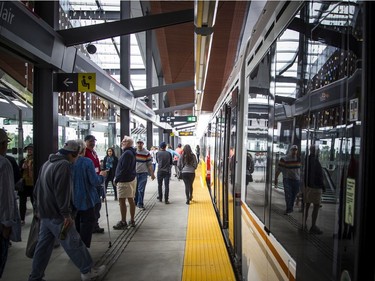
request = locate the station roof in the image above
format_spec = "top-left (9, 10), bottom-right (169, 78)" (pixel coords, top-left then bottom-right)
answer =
top-left (0, 1), bottom-right (250, 127)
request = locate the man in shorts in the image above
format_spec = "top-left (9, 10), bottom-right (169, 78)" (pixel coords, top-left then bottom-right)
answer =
top-left (304, 145), bottom-right (325, 234)
top-left (113, 136), bottom-right (137, 229)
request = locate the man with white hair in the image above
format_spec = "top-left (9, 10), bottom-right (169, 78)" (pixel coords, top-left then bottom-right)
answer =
top-left (113, 136), bottom-right (137, 229)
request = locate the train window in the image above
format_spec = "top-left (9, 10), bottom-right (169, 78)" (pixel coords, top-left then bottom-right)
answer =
top-left (267, 2), bottom-right (364, 280)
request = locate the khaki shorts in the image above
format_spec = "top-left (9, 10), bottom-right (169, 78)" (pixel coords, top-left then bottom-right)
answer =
top-left (117, 179), bottom-right (137, 199)
top-left (304, 186), bottom-right (322, 204)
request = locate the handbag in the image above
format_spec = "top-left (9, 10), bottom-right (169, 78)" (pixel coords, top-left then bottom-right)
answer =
top-left (15, 178), bottom-right (24, 192)
top-left (177, 169), bottom-right (183, 180)
top-left (26, 215), bottom-right (40, 258)
top-left (10, 193), bottom-right (22, 242)
top-left (177, 161), bottom-right (185, 180)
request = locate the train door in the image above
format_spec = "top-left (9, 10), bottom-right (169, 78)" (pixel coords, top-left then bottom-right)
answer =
top-left (223, 94), bottom-right (238, 251)
top-left (213, 105), bottom-right (231, 229)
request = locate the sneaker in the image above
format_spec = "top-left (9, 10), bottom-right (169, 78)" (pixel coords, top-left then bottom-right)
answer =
top-left (165, 201), bottom-right (170, 204)
top-left (309, 226), bottom-right (323, 235)
top-left (128, 220), bottom-right (136, 227)
top-left (81, 265), bottom-right (106, 281)
top-left (113, 221), bottom-right (128, 230)
top-left (92, 226), bottom-right (105, 233)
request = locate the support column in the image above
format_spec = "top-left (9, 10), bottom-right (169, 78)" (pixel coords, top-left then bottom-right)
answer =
top-left (146, 28), bottom-right (153, 149)
top-left (33, 1), bottom-right (59, 177)
top-left (120, 1), bottom-right (131, 138)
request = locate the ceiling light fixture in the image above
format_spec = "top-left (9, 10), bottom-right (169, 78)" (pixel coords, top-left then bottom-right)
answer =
top-left (86, 43), bottom-right (97, 54)
top-left (194, 0), bottom-right (218, 117)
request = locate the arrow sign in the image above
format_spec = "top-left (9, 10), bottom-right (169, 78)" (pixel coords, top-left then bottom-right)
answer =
top-left (53, 73), bottom-right (96, 92)
top-left (63, 78), bottom-right (74, 87)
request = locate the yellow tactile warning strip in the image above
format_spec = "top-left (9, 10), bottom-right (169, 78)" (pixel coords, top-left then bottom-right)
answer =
top-left (182, 166), bottom-right (236, 281)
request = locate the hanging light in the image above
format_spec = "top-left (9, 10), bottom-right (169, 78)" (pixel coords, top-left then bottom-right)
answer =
top-left (86, 43), bottom-right (97, 54)
top-left (194, 0), bottom-right (218, 115)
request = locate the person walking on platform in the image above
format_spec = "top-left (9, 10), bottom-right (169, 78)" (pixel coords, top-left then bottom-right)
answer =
top-left (84, 134), bottom-right (104, 234)
top-left (274, 145), bottom-right (301, 215)
top-left (177, 144), bottom-right (198, 205)
top-left (103, 147), bottom-right (118, 200)
top-left (0, 129), bottom-right (18, 279)
top-left (195, 145), bottom-right (200, 162)
top-left (28, 140), bottom-right (106, 281)
top-left (18, 143), bottom-right (34, 225)
top-left (149, 146), bottom-right (158, 172)
top-left (304, 145), bottom-right (325, 234)
top-left (134, 140), bottom-right (155, 210)
top-left (73, 139), bottom-right (107, 248)
top-left (156, 142), bottom-right (173, 204)
top-left (113, 136), bottom-right (137, 229)
top-left (174, 143), bottom-right (183, 177)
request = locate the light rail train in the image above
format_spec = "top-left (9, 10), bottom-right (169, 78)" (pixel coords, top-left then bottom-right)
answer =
top-left (202, 1), bottom-right (373, 280)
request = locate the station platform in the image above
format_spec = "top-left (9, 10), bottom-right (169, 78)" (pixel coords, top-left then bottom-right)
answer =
top-left (3, 166), bottom-right (236, 281)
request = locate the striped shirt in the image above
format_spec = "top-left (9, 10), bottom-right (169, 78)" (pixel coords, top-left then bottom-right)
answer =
top-left (136, 147), bottom-right (152, 173)
top-left (277, 154), bottom-right (301, 180)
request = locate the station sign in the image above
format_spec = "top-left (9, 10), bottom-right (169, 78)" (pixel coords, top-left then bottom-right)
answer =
top-left (160, 115), bottom-right (197, 122)
top-left (179, 131), bottom-right (194, 136)
top-left (53, 73), bottom-right (96, 92)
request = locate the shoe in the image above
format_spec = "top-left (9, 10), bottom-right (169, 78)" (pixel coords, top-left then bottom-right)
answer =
top-left (92, 226), bottom-right (105, 233)
top-left (128, 220), bottom-right (136, 227)
top-left (21, 220), bottom-right (25, 225)
top-left (113, 221), bottom-right (128, 230)
top-left (165, 201), bottom-right (170, 204)
top-left (186, 201), bottom-right (189, 205)
top-left (81, 265), bottom-right (106, 281)
top-left (309, 226), bottom-right (323, 235)
top-left (138, 206), bottom-right (145, 210)
top-left (284, 210), bottom-right (293, 215)
top-left (157, 196), bottom-right (162, 202)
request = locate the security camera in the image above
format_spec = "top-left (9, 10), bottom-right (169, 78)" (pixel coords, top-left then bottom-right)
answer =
top-left (144, 96), bottom-right (150, 103)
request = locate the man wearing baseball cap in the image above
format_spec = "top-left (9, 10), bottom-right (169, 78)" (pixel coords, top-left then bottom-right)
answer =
top-left (84, 134), bottom-right (104, 234)
top-left (134, 140), bottom-right (155, 210)
top-left (274, 144), bottom-right (301, 215)
top-left (29, 140), bottom-right (106, 281)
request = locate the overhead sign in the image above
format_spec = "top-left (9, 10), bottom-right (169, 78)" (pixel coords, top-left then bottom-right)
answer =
top-left (179, 131), bottom-right (194, 136)
top-left (160, 116), bottom-right (197, 122)
top-left (53, 73), bottom-right (96, 92)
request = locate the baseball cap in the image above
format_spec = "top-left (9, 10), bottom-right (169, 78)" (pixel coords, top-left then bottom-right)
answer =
top-left (24, 143), bottom-right (34, 151)
top-left (159, 142), bottom-right (167, 149)
top-left (137, 139), bottom-right (144, 144)
top-left (59, 140), bottom-right (80, 155)
top-left (0, 129), bottom-right (11, 143)
top-left (84, 135), bottom-right (97, 141)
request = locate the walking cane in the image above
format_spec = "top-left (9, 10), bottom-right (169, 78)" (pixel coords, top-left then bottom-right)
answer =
top-left (103, 184), bottom-right (112, 248)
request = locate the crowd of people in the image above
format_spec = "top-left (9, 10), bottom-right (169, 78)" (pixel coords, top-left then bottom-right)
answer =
top-left (0, 128), bottom-right (201, 280)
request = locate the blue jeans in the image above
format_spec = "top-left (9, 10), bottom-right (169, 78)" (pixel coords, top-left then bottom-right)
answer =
top-left (283, 178), bottom-right (300, 213)
top-left (28, 218), bottom-right (93, 281)
top-left (157, 171), bottom-right (171, 201)
top-left (135, 172), bottom-right (148, 207)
